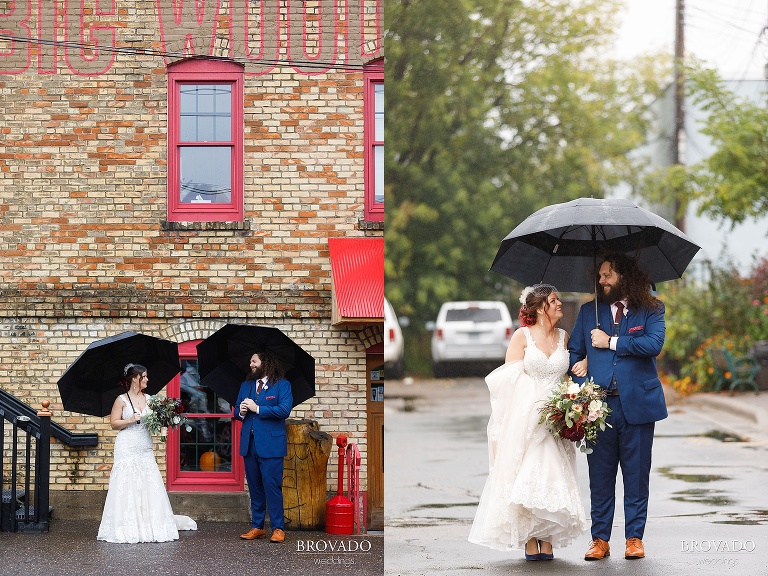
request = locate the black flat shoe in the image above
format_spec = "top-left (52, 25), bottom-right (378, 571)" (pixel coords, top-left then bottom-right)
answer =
top-left (525, 541), bottom-right (541, 561)
top-left (538, 540), bottom-right (554, 560)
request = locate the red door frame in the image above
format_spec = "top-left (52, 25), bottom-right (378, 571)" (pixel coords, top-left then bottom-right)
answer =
top-left (166, 340), bottom-right (244, 492)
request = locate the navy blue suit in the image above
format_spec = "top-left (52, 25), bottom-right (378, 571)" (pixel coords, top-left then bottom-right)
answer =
top-left (569, 300), bottom-right (667, 541)
top-left (234, 377), bottom-right (292, 530)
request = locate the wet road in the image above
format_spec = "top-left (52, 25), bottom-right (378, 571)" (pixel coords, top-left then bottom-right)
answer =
top-left (385, 377), bottom-right (768, 575)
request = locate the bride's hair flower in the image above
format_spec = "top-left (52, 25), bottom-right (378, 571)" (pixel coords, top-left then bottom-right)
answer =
top-left (519, 286), bottom-right (534, 306)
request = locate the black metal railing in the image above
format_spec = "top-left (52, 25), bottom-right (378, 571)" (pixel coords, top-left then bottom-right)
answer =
top-left (1, 389), bottom-right (98, 532)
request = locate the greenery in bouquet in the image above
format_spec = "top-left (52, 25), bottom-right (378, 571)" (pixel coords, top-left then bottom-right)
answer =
top-left (143, 396), bottom-right (192, 442)
top-left (538, 377), bottom-right (612, 454)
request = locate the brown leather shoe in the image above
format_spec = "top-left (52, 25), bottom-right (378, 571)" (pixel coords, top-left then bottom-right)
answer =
top-left (240, 527), bottom-right (267, 540)
top-left (270, 528), bottom-right (285, 543)
top-left (625, 538), bottom-right (645, 559)
top-left (584, 538), bottom-right (610, 560)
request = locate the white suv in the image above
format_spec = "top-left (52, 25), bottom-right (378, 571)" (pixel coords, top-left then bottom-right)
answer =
top-left (384, 298), bottom-right (405, 379)
top-left (431, 301), bottom-right (513, 377)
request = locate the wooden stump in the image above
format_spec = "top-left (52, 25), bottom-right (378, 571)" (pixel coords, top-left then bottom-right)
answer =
top-left (282, 419), bottom-right (333, 530)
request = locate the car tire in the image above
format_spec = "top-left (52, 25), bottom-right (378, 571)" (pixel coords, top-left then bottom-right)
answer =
top-left (388, 355), bottom-right (405, 380)
top-left (432, 361), bottom-right (446, 378)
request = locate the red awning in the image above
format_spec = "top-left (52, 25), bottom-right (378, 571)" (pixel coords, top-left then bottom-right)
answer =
top-left (328, 238), bottom-right (384, 325)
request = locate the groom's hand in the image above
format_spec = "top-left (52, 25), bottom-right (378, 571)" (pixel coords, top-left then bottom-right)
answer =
top-left (241, 398), bottom-right (258, 413)
top-left (590, 328), bottom-right (610, 349)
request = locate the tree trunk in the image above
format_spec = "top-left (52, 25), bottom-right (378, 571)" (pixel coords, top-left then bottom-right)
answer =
top-left (282, 419), bottom-right (333, 530)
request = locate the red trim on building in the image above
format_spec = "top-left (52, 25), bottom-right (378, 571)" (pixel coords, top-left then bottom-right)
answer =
top-left (167, 59), bottom-right (245, 222)
top-left (166, 340), bottom-right (245, 492)
top-left (328, 238), bottom-right (384, 325)
top-left (364, 59), bottom-right (384, 222)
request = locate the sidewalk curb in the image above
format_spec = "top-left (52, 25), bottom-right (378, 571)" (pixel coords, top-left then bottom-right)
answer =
top-left (688, 393), bottom-right (768, 428)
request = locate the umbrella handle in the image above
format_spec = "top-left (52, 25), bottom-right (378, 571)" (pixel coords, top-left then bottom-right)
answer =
top-left (594, 255), bottom-right (600, 329)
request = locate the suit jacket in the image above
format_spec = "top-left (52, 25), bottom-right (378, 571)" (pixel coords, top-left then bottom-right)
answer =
top-left (568, 300), bottom-right (667, 425)
top-left (234, 377), bottom-right (293, 458)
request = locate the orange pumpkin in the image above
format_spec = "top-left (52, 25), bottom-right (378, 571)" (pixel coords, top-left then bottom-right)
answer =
top-left (199, 450), bottom-right (221, 472)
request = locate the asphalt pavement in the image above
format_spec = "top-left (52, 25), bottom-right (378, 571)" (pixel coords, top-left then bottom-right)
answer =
top-left (385, 376), bottom-right (768, 576)
top-left (0, 522), bottom-right (383, 576)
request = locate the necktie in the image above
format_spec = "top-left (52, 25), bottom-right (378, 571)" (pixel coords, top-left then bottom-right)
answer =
top-left (614, 301), bottom-right (625, 325)
top-left (256, 379), bottom-right (264, 395)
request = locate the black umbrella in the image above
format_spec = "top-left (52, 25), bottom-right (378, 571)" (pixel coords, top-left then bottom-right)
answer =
top-left (57, 332), bottom-right (181, 417)
top-left (490, 197), bottom-right (701, 323)
top-left (196, 324), bottom-right (315, 407)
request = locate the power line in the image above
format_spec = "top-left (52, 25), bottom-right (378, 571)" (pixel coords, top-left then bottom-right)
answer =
top-left (0, 33), bottom-right (382, 72)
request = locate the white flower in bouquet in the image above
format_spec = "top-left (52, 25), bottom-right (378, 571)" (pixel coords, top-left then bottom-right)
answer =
top-left (589, 399), bottom-right (603, 413)
top-left (567, 382), bottom-right (581, 396)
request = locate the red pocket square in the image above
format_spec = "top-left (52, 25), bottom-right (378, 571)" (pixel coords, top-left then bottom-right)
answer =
top-left (266, 395), bottom-right (276, 400)
top-left (628, 325), bottom-right (644, 333)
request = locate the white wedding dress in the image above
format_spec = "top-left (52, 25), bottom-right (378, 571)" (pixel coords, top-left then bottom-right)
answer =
top-left (468, 327), bottom-right (587, 550)
top-left (97, 394), bottom-right (197, 543)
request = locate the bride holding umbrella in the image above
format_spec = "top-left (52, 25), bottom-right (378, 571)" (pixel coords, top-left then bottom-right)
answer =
top-left (57, 331), bottom-right (197, 543)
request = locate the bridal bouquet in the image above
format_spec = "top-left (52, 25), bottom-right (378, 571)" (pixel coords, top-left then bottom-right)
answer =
top-left (144, 396), bottom-right (192, 442)
top-left (538, 377), bottom-right (612, 454)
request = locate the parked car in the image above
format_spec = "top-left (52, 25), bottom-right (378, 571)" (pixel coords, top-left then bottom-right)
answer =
top-left (431, 301), bottom-right (514, 377)
top-left (384, 298), bottom-right (405, 379)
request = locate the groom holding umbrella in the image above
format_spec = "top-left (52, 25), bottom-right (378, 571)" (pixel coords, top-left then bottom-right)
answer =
top-left (491, 197), bottom-right (700, 562)
top-left (569, 252), bottom-right (666, 561)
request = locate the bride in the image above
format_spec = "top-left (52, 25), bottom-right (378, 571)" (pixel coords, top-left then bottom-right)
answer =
top-left (97, 363), bottom-right (197, 543)
top-left (468, 284), bottom-right (587, 560)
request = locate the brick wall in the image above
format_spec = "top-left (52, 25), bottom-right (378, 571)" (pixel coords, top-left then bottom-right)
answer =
top-left (0, 0), bottom-right (382, 496)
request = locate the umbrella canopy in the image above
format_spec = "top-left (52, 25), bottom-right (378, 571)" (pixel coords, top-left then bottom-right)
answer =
top-left (196, 324), bottom-right (315, 407)
top-left (490, 197), bottom-right (701, 293)
top-left (57, 332), bottom-right (181, 417)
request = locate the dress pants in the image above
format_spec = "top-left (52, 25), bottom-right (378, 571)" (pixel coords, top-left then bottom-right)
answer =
top-left (587, 394), bottom-right (655, 540)
top-left (243, 435), bottom-right (285, 531)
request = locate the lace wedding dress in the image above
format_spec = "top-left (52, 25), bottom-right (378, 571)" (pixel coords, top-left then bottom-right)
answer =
top-left (468, 327), bottom-right (587, 550)
top-left (97, 394), bottom-right (197, 543)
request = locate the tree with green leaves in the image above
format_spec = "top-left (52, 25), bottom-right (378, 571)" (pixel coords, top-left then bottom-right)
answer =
top-left (386, 0), bottom-right (667, 332)
top-left (640, 62), bottom-right (768, 227)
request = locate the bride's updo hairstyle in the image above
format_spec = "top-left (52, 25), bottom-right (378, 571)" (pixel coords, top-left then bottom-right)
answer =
top-left (518, 284), bottom-right (559, 327)
top-left (119, 363), bottom-right (148, 392)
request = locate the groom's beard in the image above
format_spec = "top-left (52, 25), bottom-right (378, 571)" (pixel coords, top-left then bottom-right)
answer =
top-left (248, 366), bottom-right (265, 381)
top-left (598, 281), bottom-right (625, 304)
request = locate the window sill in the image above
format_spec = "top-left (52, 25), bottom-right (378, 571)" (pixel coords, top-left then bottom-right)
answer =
top-left (358, 218), bottom-right (384, 231)
top-left (161, 220), bottom-right (251, 233)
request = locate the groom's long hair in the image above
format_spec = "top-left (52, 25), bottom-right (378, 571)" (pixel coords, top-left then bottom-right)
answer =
top-left (247, 349), bottom-right (285, 384)
top-left (599, 253), bottom-right (661, 311)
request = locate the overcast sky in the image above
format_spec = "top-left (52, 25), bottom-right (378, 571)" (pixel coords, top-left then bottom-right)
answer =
top-left (611, 0), bottom-right (767, 80)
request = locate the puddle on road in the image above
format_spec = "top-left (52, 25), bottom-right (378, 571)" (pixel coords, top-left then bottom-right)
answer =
top-left (672, 488), bottom-right (735, 506)
top-left (387, 395), bottom-right (421, 412)
top-left (713, 510), bottom-right (768, 525)
top-left (412, 502), bottom-right (477, 510)
top-left (656, 429), bottom-right (748, 442)
top-left (701, 429), bottom-right (748, 442)
top-left (658, 466), bottom-right (731, 483)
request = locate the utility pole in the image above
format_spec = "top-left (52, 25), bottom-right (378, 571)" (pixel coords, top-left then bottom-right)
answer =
top-left (672, 0), bottom-right (686, 232)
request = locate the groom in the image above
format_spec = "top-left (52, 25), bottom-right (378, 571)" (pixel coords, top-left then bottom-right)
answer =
top-left (569, 253), bottom-right (667, 561)
top-left (235, 349), bottom-right (293, 543)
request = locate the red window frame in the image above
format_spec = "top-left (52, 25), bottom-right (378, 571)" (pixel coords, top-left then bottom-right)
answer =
top-left (167, 59), bottom-right (244, 222)
top-left (166, 340), bottom-right (244, 492)
top-left (364, 59), bottom-right (384, 222)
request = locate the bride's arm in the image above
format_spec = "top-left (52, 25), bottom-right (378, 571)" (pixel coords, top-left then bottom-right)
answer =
top-left (109, 396), bottom-right (139, 430)
top-left (505, 328), bottom-right (527, 363)
top-left (564, 330), bottom-right (588, 377)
